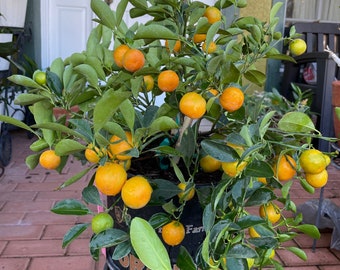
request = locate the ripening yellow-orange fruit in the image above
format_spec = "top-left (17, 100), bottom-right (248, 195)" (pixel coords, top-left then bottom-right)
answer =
top-left (113, 44), bottom-right (130, 68)
top-left (179, 92), bottom-right (206, 119)
top-left (203, 6), bottom-right (222, 24)
top-left (122, 48), bottom-right (145, 72)
top-left (158, 70), bottom-right (180, 92)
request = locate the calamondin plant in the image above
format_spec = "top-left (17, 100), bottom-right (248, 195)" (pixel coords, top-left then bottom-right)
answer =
top-left (0, 0), bottom-right (335, 269)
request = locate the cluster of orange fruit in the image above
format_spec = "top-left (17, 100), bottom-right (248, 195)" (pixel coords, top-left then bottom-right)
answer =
top-left (111, 6), bottom-right (245, 122)
top-left (38, 130), bottom-right (190, 246)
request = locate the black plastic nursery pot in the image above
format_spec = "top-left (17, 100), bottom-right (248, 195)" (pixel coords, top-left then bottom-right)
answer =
top-left (105, 188), bottom-right (206, 270)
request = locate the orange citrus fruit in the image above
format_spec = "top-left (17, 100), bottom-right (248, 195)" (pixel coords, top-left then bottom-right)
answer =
top-left (202, 41), bottom-right (217, 54)
top-left (289, 38), bottom-right (307, 56)
top-left (85, 143), bottom-right (106, 163)
top-left (165, 40), bottom-right (181, 53)
top-left (161, 220), bottom-right (185, 246)
top-left (109, 132), bottom-right (133, 161)
top-left (248, 226), bottom-right (260, 238)
top-left (179, 92), bottom-right (206, 119)
top-left (94, 162), bottom-right (127, 196)
top-left (221, 160), bottom-right (247, 177)
top-left (193, 33), bottom-right (207, 43)
top-left (259, 203), bottom-right (281, 223)
top-left (199, 155), bottom-right (221, 173)
top-left (158, 70), bottom-right (180, 92)
top-left (305, 169), bottom-right (328, 188)
top-left (142, 75), bottom-right (154, 92)
top-left (39, 149), bottom-right (61, 170)
top-left (91, 212), bottom-right (114, 234)
top-left (177, 183), bottom-right (195, 201)
top-left (122, 48), bottom-right (145, 72)
top-left (219, 87), bottom-right (244, 113)
top-left (299, 149), bottom-right (327, 174)
top-left (121, 175), bottom-right (153, 209)
top-left (273, 155), bottom-right (296, 181)
top-left (113, 44), bottom-right (130, 68)
top-left (203, 6), bottom-right (222, 24)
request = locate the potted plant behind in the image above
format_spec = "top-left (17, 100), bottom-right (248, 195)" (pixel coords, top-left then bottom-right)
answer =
top-left (0, 0), bottom-right (334, 269)
top-left (0, 0), bottom-right (28, 28)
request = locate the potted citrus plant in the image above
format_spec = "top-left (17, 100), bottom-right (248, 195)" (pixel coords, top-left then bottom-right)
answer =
top-left (0, 0), bottom-right (334, 269)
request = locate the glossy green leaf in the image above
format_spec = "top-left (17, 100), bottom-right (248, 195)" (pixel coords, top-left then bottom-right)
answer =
top-left (247, 236), bottom-right (278, 249)
top-left (134, 24), bottom-right (178, 40)
top-left (116, 0), bottom-right (128, 26)
top-left (148, 213), bottom-right (171, 229)
top-left (150, 179), bottom-right (181, 204)
top-left (130, 217), bottom-right (171, 270)
top-left (244, 160), bottom-right (274, 178)
top-left (203, 203), bottom-right (216, 232)
top-left (32, 100), bottom-right (55, 146)
top-left (85, 56), bottom-right (106, 81)
top-left (29, 138), bottom-right (49, 152)
top-left (286, 247), bottom-right (307, 261)
top-left (270, 2), bottom-right (283, 23)
top-left (46, 70), bottom-right (63, 96)
top-left (103, 122), bottom-right (126, 139)
top-left (50, 57), bottom-right (65, 81)
top-left (7, 74), bottom-right (42, 89)
top-left (120, 99), bottom-right (135, 132)
top-left (62, 223), bottom-right (90, 248)
top-left (51, 199), bottom-right (91, 215)
top-left (177, 246), bottom-right (197, 270)
top-left (201, 140), bottom-right (238, 162)
top-left (281, 180), bottom-right (293, 199)
top-left (112, 241), bottom-right (132, 260)
top-left (149, 116), bottom-right (178, 136)
top-left (14, 93), bottom-right (48, 105)
top-left (0, 114), bottom-right (36, 135)
top-left (90, 228), bottom-right (129, 249)
top-left (82, 185), bottom-right (103, 206)
top-left (245, 188), bottom-right (276, 207)
top-left (33, 122), bottom-right (87, 141)
top-left (91, 0), bottom-right (116, 30)
top-left (57, 166), bottom-right (94, 190)
top-left (295, 224), bottom-right (320, 239)
top-left (259, 111), bottom-right (276, 139)
top-left (68, 52), bottom-right (86, 66)
top-left (244, 70), bottom-right (267, 86)
top-left (73, 64), bottom-right (99, 89)
top-left (93, 89), bottom-right (131, 132)
top-left (67, 119), bottom-right (94, 142)
top-left (55, 139), bottom-right (86, 156)
top-left (152, 145), bottom-right (182, 157)
top-left (228, 244), bottom-right (258, 258)
top-left (236, 215), bottom-right (265, 229)
top-left (299, 178), bottom-right (315, 194)
top-left (25, 153), bottom-right (40, 170)
top-left (278, 112), bottom-right (315, 133)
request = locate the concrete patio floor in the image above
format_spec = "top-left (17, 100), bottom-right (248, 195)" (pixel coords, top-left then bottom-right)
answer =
top-left (1, 129), bottom-right (340, 270)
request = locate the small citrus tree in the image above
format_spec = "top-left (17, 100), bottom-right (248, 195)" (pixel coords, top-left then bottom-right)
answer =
top-left (0, 0), bottom-right (334, 269)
